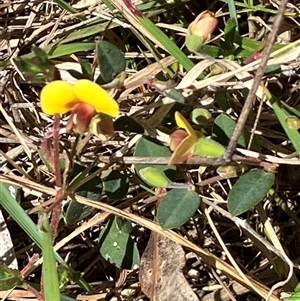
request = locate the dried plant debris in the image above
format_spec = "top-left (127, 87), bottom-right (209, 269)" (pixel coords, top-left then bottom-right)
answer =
top-left (140, 232), bottom-right (199, 301)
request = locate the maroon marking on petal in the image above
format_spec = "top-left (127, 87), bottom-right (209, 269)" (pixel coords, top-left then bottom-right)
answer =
top-left (66, 103), bottom-right (96, 134)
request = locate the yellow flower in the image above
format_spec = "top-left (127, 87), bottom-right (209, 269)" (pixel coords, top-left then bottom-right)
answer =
top-left (40, 79), bottom-right (119, 134)
top-left (168, 112), bottom-right (200, 165)
top-left (40, 80), bottom-right (119, 116)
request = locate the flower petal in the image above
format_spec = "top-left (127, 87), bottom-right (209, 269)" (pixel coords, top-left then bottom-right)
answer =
top-left (169, 129), bottom-right (188, 151)
top-left (40, 81), bottom-right (76, 115)
top-left (174, 111), bottom-right (196, 136)
top-left (73, 79), bottom-right (119, 117)
top-left (66, 103), bottom-right (96, 134)
top-left (168, 134), bottom-right (198, 165)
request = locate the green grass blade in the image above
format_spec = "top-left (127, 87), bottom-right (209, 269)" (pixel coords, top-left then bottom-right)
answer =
top-left (0, 183), bottom-right (45, 250)
top-left (227, 0), bottom-right (239, 33)
top-left (265, 89), bottom-right (300, 155)
top-left (109, 0), bottom-right (194, 71)
top-left (42, 215), bottom-right (60, 301)
top-left (218, 0), bottom-right (296, 15)
top-left (137, 17), bottom-right (194, 71)
top-left (52, 0), bottom-right (86, 21)
top-left (0, 182), bottom-right (93, 293)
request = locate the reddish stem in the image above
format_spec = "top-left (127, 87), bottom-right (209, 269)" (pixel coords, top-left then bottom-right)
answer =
top-left (50, 114), bottom-right (62, 238)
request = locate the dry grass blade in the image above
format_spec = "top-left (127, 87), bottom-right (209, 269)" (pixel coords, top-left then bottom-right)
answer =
top-left (74, 196), bottom-right (281, 301)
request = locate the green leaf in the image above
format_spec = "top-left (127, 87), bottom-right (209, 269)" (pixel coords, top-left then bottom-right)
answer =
top-left (227, 1), bottom-right (238, 33)
top-left (286, 292), bottom-right (300, 301)
top-left (157, 189), bottom-right (200, 229)
top-left (13, 48), bottom-right (58, 83)
top-left (267, 91), bottom-right (300, 155)
top-left (98, 217), bottom-right (140, 269)
top-left (0, 266), bottom-right (22, 290)
top-left (286, 283), bottom-right (300, 300)
top-left (96, 41), bottom-right (126, 83)
top-left (79, 60), bottom-right (93, 78)
top-left (165, 88), bottom-right (185, 103)
top-left (111, 0), bottom-right (194, 71)
top-left (114, 116), bottom-right (144, 133)
top-left (134, 136), bottom-right (176, 180)
top-left (192, 138), bottom-right (225, 158)
top-left (42, 214), bottom-right (60, 301)
top-left (223, 17), bottom-right (237, 51)
top-left (103, 170), bottom-right (129, 200)
top-left (213, 114), bottom-right (246, 147)
top-left (190, 108), bottom-right (212, 125)
top-left (53, 0), bottom-right (85, 20)
top-left (65, 176), bottom-right (103, 224)
top-left (139, 167), bottom-right (170, 187)
top-left (201, 44), bottom-right (222, 58)
top-left (228, 169), bottom-right (275, 216)
top-left (47, 42), bottom-right (96, 59)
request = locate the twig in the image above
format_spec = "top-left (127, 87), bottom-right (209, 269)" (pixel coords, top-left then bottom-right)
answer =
top-left (98, 154), bottom-right (274, 168)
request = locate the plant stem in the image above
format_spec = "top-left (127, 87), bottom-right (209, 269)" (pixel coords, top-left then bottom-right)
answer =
top-left (50, 114), bottom-right (62, 238)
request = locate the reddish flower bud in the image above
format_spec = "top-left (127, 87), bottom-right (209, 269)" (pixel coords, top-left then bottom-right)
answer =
top-left (186, 10), bottom-right (218, 52)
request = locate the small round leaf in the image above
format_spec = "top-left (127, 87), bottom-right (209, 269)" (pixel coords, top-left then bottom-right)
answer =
top-left (228, 169), bottom-right (275, 216)
top-left (157, 189), bottom-right (200, 229)
top-left (103, 170), bottom-right (129, 200)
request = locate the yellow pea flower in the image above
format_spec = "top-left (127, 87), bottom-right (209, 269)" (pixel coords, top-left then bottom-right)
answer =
top-left (168, 111), bottom-right (201, 165)
top-left (40, 79), bottom-right (119, 134)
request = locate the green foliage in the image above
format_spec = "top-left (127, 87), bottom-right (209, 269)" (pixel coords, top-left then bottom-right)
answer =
top-left (213, 114), bottom-right (246, 147)
top-left (65, 164), bottom-right (103, 224)
top-left (157, 189), bottom-right (200, 229)
top-left (227, 169), bottom-right (275, 216)
top-left (96, 40), bottom-right (127, 84)
top-left (190, 108), bottom-right (212, 125)
top-left (192, 138), bottom-right (225, 158)
top-left (130, 7), bottom-right (194, 71)
top-left (98, 217), bottom-right (140, 269)
top-left (134, 136), bottom-right (176, 181)
top-left (42, 215), bottom-right (61, 301)
top-left (13, 47), bottom-right (58, 82)
top-left (266, 90), bottom-right (300, 155)
top-left (114, 116), bottom-right (145, 133)
top-left (139, 167), bottom-right (170, 188)
top-left (0, 183), bottom-right (93, 293)
top-left (4, 0), bottom-right (300, 299)
top-left (53, 0), bottom-right (85, 20)
top-left (103, 170), bottom-right (129, 200)
top-left (0, 265), bottom-right (22, 290)
top-left (286, 283), bottom-right (300, 300)
top-left (67, 59), bottom-right (93, 80)
top-left (227, 1), bottom-right (239, 33)
top-left (222, 17), bottom-right (237, 52)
